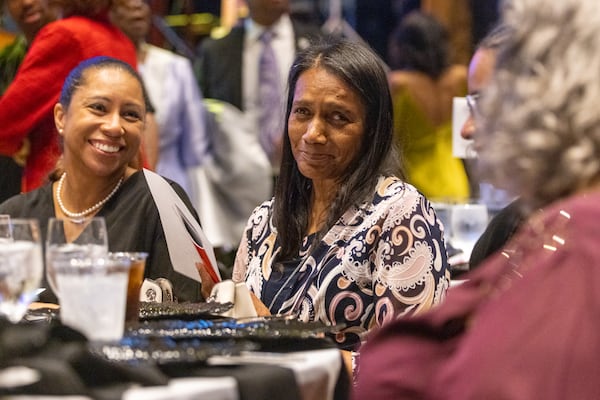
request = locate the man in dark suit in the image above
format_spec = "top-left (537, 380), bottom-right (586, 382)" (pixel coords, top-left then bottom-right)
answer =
top-left (196, 0), bottom-right (321, 170)
top-left (460, 24), bottom-right (521, 273)
top-left (197, 0), bottom-right (321, 111)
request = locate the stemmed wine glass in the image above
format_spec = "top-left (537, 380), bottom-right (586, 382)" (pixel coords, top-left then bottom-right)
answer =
top-left (0, 217), bottom-right (44, 323)
top-left (45, 217), bottom-right (109, 301)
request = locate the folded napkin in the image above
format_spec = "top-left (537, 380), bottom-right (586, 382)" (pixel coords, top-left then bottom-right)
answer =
top-left (140, 278), bottom-right (174, 303)
top-left (0, 319), bottom-right (168, 398)
top-left (209, 280), bottom-right (257, 318)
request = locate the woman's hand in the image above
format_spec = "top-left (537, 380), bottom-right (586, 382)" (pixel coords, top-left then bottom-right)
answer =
top-left (249, 291), bottom-right (272, 316)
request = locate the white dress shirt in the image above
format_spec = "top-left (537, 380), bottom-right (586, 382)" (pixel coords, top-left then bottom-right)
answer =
top-left (242, 15), bottom-right (296, 162)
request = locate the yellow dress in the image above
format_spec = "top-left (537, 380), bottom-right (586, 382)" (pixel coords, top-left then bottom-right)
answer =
top-left (391, 69), bottom-right (470, 201)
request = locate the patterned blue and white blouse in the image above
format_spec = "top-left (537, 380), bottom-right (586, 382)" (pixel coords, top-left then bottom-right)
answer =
top-left (233, 176), bottom-right (450, 349)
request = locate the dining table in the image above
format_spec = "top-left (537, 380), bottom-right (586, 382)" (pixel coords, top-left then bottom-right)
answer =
top-left (0, 302), bottom-right (350, 400)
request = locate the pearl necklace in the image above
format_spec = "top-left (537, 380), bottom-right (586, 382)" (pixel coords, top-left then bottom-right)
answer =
top-left (56, 172), bottom-right (123, 223)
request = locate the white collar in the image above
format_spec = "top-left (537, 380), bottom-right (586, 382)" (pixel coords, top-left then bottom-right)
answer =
top-left (245, 14), bottom-right (293, 43)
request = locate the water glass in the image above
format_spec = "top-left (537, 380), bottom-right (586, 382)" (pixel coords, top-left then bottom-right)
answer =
top-left (0, 214), bottom-right (12, 240)
top-left (55, 256), bottom-right (131, 341)
top-left (0, 218), bottom-right (43, 323)
top-left (45, 217), bottom-right (108, 300)
top-left (430, 201), bottom-right (453, 241)
top-left (450, 203), bottom-right (489, 258)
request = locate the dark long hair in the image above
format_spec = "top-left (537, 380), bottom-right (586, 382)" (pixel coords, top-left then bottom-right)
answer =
top-left (388, 11), bottom-right (450, 79)
top-left (273, 38), bottom-right (401, 261)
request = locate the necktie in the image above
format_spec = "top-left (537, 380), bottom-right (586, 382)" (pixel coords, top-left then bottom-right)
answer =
top-left (258, 30), bottom-right (282, 166)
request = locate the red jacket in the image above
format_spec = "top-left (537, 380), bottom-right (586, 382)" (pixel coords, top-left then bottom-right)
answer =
top-left (0, 14), bottom-right (137, 192)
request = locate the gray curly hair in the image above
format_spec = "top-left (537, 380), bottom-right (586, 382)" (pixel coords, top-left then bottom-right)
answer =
top-left (478, 0), bottom-right (600, 210)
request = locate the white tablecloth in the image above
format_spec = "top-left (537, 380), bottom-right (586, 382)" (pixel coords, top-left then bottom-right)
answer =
top-left (122, 348), bottom-right (344, 400)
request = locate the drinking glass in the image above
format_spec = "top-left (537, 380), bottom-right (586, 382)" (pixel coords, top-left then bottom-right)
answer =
top-left (430, 200), bottom-right (453, 241)
top-left (45, 217), bottom-right (108, 300)
top-left (109, 252), bottom-right (148, 323)
top-left (0, 218), bottom-right (44, 323)
top-left (55, 256), bottom-right (131, 341)
top-left (0, 214), bottom-right (12, 240)
top-left (450, 203), bottom-right (489, 259)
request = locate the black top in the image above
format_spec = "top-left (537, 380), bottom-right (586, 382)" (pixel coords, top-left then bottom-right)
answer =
top-left (0, 170), bottom-right (202, 303)
top-left (469, 198), bottom-right (524, 270)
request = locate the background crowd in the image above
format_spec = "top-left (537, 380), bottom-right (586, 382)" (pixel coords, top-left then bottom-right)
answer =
top-left (0, 0), bottom-right (502, 268)
top-left (4, 0), bottom-right (600, 397)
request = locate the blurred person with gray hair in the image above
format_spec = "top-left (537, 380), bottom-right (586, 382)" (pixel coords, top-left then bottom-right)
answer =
top-left (354, 0), bottom-right (600, 398)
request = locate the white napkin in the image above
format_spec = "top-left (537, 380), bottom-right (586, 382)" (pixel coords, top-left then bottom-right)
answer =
top-left (210, 280), bottom-right (257, 318)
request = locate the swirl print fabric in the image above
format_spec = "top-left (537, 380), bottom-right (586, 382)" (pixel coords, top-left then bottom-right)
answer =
top-left (235, 176), bottom-right (451, 349)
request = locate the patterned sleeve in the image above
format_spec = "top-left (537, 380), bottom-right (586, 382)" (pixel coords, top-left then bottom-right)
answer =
top-left (371, 185), bottom-right (450, 327)
top-left (231, 200), bottom-right (273, 283)
top-left (232, 230), bottom-right (250, 284)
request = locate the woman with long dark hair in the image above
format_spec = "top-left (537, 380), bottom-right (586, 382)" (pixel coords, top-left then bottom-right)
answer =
top-left (231, 39), bottom-right (450, 358)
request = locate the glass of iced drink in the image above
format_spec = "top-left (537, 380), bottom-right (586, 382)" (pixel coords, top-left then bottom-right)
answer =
top-left (55, 256), bottom-right (131, 341)
top-left (45, 217), bottom-right (108, 301)
top-left (450, 203), bottom-right (489, 259)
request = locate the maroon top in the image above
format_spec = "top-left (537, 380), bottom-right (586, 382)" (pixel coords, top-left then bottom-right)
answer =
top-left (354, 189), bottom-right (600, 400)
top-left (0, 15), bottom-right (137, 192)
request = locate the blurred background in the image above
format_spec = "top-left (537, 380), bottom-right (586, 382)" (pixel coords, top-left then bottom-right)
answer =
top-left (1, 0), bottom-right (501, 68)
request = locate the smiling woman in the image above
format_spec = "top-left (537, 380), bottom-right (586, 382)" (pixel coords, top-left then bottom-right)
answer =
top-left (224, 39), bottom-right (451, 375)
top-left (0, 56), bottom-right (204, 304)
top-left (54, 60), bottom-right (145, 180)
top-left (288, 67), bottom-right (365, 186)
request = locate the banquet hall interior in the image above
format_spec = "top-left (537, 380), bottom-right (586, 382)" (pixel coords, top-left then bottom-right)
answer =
top-left (0, 1), bottom-right (504, 398)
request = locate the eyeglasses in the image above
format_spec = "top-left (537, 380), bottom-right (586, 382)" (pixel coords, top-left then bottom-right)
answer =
top-left (465, 93), bottom-right (481, 116)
